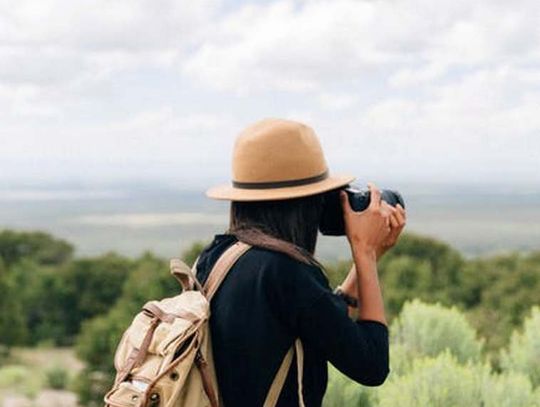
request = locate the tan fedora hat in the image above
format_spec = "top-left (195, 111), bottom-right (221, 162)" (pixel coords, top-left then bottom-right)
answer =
top-left (206, 118), bottom-right (355, 201)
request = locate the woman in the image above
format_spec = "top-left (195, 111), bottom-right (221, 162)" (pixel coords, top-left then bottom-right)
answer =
top-left (195, 118), bottom-right (406, 406)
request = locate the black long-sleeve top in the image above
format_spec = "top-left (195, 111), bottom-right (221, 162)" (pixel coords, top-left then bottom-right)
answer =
top-left (195, 233), bottom-right (389, 407)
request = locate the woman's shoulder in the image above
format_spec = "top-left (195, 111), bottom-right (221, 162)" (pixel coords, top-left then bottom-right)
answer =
top-left (198, 233), bottom-right (332, 310)
top-left (198, 233), bottom-right (330, 291)
top-left (243, 244), bottom-right (332, 307)
top-left (250, 243), bottom-right (326, 275)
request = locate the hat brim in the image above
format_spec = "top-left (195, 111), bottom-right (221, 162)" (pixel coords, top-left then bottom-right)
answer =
top-left (206, 174), bottom-right (356, 201)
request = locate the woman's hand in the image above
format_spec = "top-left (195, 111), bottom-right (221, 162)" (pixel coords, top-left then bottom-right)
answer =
top-left (338, 182), bottom-right (406, 325)
top-left (340, 182), bottom-right (406, 259)
top-left (376, 202), bottom-right (406, 259)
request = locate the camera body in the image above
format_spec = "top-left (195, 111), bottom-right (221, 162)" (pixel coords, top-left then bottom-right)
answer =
top-left (319, 185), bottom-right (405, 236)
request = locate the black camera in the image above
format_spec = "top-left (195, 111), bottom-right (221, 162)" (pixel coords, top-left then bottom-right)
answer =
top-left (319, 185), bottom-right (405, 236)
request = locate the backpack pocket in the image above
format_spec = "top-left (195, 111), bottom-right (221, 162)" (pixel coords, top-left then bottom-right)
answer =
top-left (104, 381), bottom-right (145, 407)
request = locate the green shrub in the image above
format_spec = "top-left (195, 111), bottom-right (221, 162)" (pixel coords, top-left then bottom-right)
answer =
top-left (378, 351), bottom-right (539, 407)
top-left (391, 299), bottom-right (483, 363)
top-left (45, 365), bottom-right (69, 390)
top-left (378, 233), bottom-right (465, 309)
top-left (378, 352), bottom-right (486, 407)
top-left (500, 306), bottom-right (540, 387)
top-left (72, 369), bottom-right (111, 407)
top-left (0, 365), bottom-right (27, 387)
top-left (323, 233), bottom-right (467, 320)
top-left (323, 364), bottom-right (376, 407)
top-left (0, 364), bottom-right (41, 397)
top-left (0, 229), bottom-right (73, 267)
top-left (387, 343), bottom-right (412, 377)
top-left (0, 344), bottom-right (9, 364)
top-left (463, 252), bottom-right (540, 354)
top-left (378, 255), bottom-right (433, 317)
top-left (0, 260), bottom-right (28, 347)
top-left (482, 371), bottom-right (540, 407)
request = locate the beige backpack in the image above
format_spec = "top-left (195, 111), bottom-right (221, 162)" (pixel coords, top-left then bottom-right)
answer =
top-left (104, 241), bottom-right (305, 407)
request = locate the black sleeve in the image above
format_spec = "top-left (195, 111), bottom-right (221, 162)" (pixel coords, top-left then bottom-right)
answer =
top-left (264, 253), bottom-right (390, 386)
top-left (297, 292), bottom-right (389, 386)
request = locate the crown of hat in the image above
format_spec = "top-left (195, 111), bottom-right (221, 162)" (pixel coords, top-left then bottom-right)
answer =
top-left (232, 118), bottom-right (328, 185)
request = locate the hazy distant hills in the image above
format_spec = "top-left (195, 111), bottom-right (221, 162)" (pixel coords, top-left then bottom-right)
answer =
top-left (1, 183), bottom-right (539, 261)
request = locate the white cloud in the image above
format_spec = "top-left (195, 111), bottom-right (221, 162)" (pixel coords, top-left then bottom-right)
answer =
top-left (183, 1), bottom-right (395, 92)
top-left (0, 0), bottom-right (219, 95)
top-left (183, 0), bottom-right (540, 92)
top-left (0, 0), bottom-right (222, 127)
top-left (0, 0), bottom-right (538, 186)
top-left (317, 92), bottom-right (358, 111)
top-left (0, 0), bottom-right (218, 50)
top-left (324, 66), bottom-right (540, 183)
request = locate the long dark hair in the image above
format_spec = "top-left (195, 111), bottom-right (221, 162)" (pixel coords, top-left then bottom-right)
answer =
top-left (228, 193), bottom-right (326, 267)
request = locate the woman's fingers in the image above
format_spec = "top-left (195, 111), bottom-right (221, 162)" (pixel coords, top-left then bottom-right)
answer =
top-left (340, 190), bottom-right (354, 218)
top-left (378, 202), bottom-right (390, 229)
top-left (368, 182), bottom-right (381, 210)
top-left (389, 212), bottom-right (399, 228)
top-left (395, 203), bottom-right (406, 226)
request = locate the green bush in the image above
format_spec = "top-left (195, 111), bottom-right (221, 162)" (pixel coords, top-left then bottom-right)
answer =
top-left (72, 369), bottom-right (111, 407)
top-left (378, 352), bottom-right (486, 407)
top-left (45, 365), bottom-right (69, 390)
top-left (463, 252), bottom-right (540, 354)
top-left (0, 260), bottom-right (27, 347)
top-left (0, 365), bottom-right (27, 387)
top-left (0, 344), bottom-right (9, 364)
top-left (378, 255), bottom-right (432, 317)
top-left (500, 306), bottom-right (540, 387)
top-left (324, 364), bottom-right (376, 407)
top-left (390, 299), bottom-right (483, 363)
top-left (482, 371), bottom-right (540, 407)
top-left (378, 233), bottom-right (465, 309)
top-left (378, 352), bottom-right (540, 407)
top-left (0, 365), bottom-right (41, 398)
top-left (6, 253), bottom-right (133, 346)
top-left (387, 343), bottom-right (412, 377)
top-left (324, 233), bottom-right (467, 320)
top-left (0, 229), bottom-right (73, 267)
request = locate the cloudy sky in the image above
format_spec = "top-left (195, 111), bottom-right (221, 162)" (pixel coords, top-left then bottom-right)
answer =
top-left (1, 0), bottom-right (539, 189)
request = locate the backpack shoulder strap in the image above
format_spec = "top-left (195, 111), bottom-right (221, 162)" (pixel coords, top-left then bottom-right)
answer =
top-left (204, 240), bottom-right (305, 406)
top-left (263, 339), bottom-right (305, 407)
top-left (204, 241), bottom-right (251, 301)
top-left (170, 257), bottom-right (203, 292)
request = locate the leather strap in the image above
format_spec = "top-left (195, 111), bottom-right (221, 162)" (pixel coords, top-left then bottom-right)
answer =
top-left (170, 258), bottom-right (204, 292)
top-left (263, 339), bottom-right (305, 407)
top-left (203, 240), bottom-right (305, 406)
top-left (294, 339), bottom-right (305, 407)
top-left (115, 317), bottom-right (160, 385)
top-left (203, 241), bottom-right (251, 301)
top-left (143, 302), bottom-right (200, 323)
top-left (195, 350), bottom-right (219, 407)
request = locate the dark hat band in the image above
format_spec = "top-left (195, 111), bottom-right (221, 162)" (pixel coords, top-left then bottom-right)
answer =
top-left (232, 170), bottom-right (329, 190)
